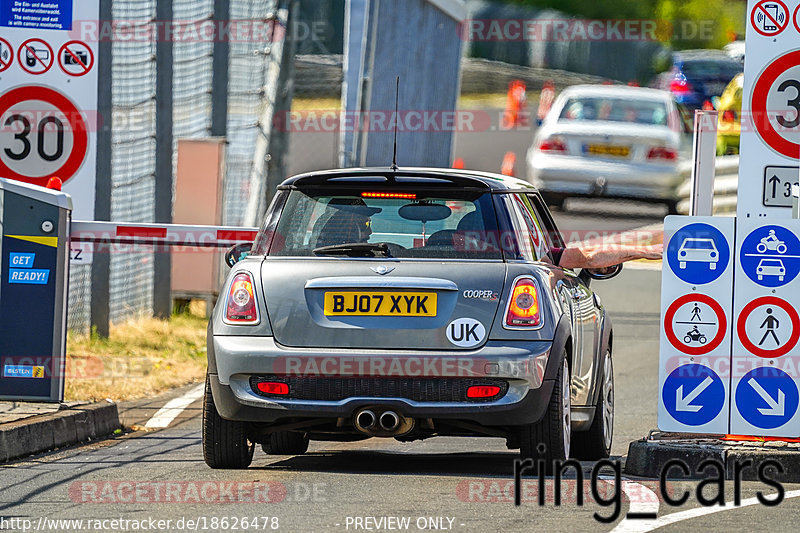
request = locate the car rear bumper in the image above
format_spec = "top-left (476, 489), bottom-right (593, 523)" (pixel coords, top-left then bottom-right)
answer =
top-left (527, 152), bottom-right (683, 201)
top-left (209, 335), bottom-right (555, 426)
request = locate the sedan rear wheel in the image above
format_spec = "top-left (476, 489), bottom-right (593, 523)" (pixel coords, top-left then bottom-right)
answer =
top-left (519, 354), bottom-right (571, 469)
top-left (571, 351), bottom-right (614, 460)
top-left (202, 375), bottom-right (254, 469)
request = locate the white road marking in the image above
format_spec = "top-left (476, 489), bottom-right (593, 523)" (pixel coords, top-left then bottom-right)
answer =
top-left (611, 488), bottom-right (800, 532)
top-left (603, 478), bottom-right (660, 533)
top-left (144, 384), bottom-right (205, 429)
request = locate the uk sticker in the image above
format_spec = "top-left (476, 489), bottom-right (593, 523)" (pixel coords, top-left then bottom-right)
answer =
top-left (446, 318), bottom-right (486, 348)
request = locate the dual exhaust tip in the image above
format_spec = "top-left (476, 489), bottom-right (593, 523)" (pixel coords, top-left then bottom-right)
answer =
top-left (356, 409), bottom-right (400, 432)
top-left (355, 408), bottom-right (412, 436)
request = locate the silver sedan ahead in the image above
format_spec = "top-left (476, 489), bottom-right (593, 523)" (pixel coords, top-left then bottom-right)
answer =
top-left (526, 85), bottom-right (690, 213)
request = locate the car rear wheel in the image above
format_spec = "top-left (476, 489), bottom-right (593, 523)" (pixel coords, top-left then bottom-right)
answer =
top-left (202, 375), bottom-right (254, 469)
top-left (262, 431), bottom-right (310, 455)
top-left (519, 354), bottom-right (571, 467)
top-left (571, 351), bottom-right (614, 460)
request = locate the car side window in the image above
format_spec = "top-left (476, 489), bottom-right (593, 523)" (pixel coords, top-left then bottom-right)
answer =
top-left (511, 193), bottom-right (551, 261)
top-left (527, 193), bottom-right (567, 263)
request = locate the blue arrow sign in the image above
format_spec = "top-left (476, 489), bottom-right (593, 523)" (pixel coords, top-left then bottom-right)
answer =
top-left (663, 364), bottom-right (725, 425)
top-left (735, 367), bottom-right (799, 430)
top-left (667, 223), bottom-right (730, 284)
top-left (740, 225), bottom-right (800, 288)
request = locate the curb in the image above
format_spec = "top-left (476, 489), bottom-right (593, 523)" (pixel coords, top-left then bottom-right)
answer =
top-left (625, 434), bottom-right (800, 483)
top-left (0, 401), bottom-right (120, 463)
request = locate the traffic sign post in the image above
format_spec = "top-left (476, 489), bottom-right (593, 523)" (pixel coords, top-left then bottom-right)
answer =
top-left (731, 219), bottom-right (800, 436)
top-left (0, 0), bottom-right (99, 227)
top-left (658, 216), bottom-right (736, 434)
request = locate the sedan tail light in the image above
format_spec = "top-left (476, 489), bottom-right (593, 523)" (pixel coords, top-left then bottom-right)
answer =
top-left (537, 137), bottom-right (567, 153)
top-left (670, 78), bottom-right (692, 94)
top-left (647, 147), bottom-right (678, 162)
top-left (225, 272), bottom-right (259, 324)
top-left (505, 278), bottom-right (541, 328)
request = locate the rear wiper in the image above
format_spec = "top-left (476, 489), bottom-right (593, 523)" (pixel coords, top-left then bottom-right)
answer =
top-left (313, 242), bottom-right (392, 258)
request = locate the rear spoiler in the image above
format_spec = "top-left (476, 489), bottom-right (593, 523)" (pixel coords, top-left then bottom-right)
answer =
top-left (281, 171), bottom-right (493, 192)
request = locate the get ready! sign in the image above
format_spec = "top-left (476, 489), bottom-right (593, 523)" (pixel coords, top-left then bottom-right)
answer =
top-left (0, 0), bottom-right (98, 221)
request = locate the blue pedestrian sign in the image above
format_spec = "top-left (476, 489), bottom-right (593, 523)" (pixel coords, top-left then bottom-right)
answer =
top-left (667, 223), bottom-right (730, 284)
top-left (740, 225), bottom-right (800, 288)
top-left (662, 364), bottom-right (726, 426)
top-left (735, 367), bottom-right (799, 430)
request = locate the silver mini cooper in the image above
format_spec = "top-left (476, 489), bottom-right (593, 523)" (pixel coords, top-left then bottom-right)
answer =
top-left (203, 167), bottom-right (616, 469)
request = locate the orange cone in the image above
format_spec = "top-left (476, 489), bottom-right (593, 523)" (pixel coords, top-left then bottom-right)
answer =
top-left (46, 177), bottom-right (62, 191)
top-left (452, 157), bottom-right (465, 169)
top-left (503, 80), bottom-right (527, 129)
top-left (537, 81), bottom-right (555, 122)
top-left (501, 152), bottom-right (516, 177)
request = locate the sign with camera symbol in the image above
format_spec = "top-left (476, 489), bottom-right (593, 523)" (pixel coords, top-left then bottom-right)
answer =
top-left (58, 40), bottom-right (94, 77)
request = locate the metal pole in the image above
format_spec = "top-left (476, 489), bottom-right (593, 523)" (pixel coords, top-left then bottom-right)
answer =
top-left (211, 0), bottom-right (230, 138)
top-left (689, 110), bottom-right (718, 217)
top-left (153, 0), bottom-right (174, 319)
top-left (90, 0), bottom-right (113, 338)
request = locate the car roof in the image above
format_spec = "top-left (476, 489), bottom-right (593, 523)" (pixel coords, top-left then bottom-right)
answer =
top-left (279, 167), bottom-right (535, 192)
top-left (558, 84), bottom-right (671, 102)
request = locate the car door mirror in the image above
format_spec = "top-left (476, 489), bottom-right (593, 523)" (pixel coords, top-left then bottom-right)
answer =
top-left (579, 263), bottom-right (623, 283)
top-left (225, 242), bottom-right (253, 268)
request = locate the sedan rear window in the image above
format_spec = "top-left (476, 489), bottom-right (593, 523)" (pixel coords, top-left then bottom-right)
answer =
top-left (268, 189), bottom-right (503, 260)
top-left (559, 97), bottom-right (668, 126)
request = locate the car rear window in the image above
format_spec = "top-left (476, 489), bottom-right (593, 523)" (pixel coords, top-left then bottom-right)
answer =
top-left (558, 96), bottom-right (668, 126)
top-left (268, 188), bottom-right (503, 260)
top-left (680, 60), bottom-right (741, 80)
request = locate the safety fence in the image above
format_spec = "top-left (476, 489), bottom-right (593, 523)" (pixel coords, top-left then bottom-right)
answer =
top-left (68, 0), bottom-right (317, 333)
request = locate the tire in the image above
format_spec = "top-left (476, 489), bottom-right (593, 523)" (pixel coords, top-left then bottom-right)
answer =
top-left (666, 200), bottom-right (680, 215)
top-left (572, 352), bottom-right (614, 460)
top-left (519, 354), bottom-right (571, 468)
top-left (262, 431), bottom-right (310, 455)
top-left (202, 375), bottom-right (254, 469)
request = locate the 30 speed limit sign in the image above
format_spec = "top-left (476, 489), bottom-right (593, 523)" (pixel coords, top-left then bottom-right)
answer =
top-left (751, 50), bottom-right (800, 160)
top-left (0, 86), bottom-right (89, 188)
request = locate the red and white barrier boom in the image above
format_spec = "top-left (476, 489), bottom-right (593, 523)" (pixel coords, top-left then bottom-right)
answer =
top-left (70, 221), bottom-right (259, 249)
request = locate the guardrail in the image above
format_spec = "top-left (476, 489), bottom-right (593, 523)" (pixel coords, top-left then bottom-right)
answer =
top-left (676, 155), bottom-right (739, 215)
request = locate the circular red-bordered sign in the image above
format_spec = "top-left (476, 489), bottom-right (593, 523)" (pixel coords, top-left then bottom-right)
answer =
top-left (17, 38), bottom-right (54, 75)
top-left (795, 4), bottom-right (800, 34)
top-left (737, 296), bottom-right (800, 358)
top-left (58, 40), bottom-right (94, 77)
top-left (664, 294), bottom-right (727, 356)
top-left (751, 0), bottom-right (790, 36)
top-left (0, 86), bottom-right (89, 187)
top-left (752, 49), bottom-right (800, 160)
top-left (0, 38), bottom-right (12, 73)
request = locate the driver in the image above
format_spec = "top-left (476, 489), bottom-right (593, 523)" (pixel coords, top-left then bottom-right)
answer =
top-left (315, 199), bottom-right (380, 248)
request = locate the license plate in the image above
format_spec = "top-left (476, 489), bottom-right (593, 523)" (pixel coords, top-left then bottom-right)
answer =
top-left (324, 291), bottom-right (437, 316)
top-left (584, 144), bottom-right (630, 158)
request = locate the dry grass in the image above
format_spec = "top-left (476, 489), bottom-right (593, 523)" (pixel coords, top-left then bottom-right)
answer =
top-left (65, 305), bottom-right (208, 402)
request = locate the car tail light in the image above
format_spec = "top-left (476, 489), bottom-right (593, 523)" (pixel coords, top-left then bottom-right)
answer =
top-left (647, 147), bottom-right (678, 161)
top-left (721, 110), bottom-right (737, 123)
top-left (467, 385), bottom-right (502, 399)
top-left (670, 78), bottom-right (692, 94)
top-left (538, 138), bottom-right (567, 153)
top-left (225, 272), bottom-right (259, 324)
top-left (255, 381), bottom-right (289, 395)
top-left (505, 278), bottom-right (541, 328)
